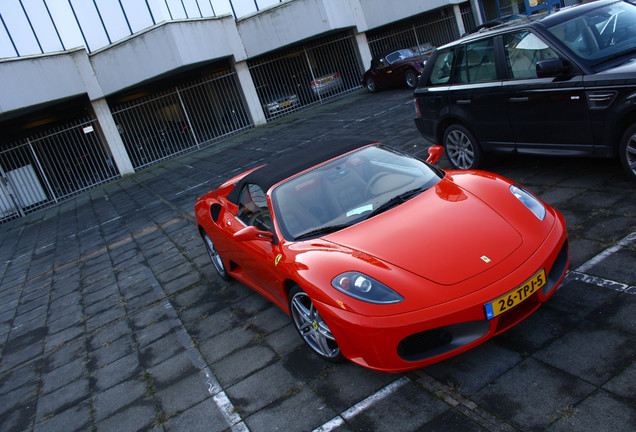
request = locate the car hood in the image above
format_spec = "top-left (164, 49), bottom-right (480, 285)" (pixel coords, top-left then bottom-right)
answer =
top-left (592, 56), bottom-right (636, 76)
top-left (325, 179), bottom-right (523, 286)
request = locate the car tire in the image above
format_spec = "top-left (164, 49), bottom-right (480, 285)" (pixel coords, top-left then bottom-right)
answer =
top-left (619, 124), bottom-right (636, 181)
top-left (443, 124), bottom-right (483, 170)
top-left (404, 70), bottom-right (417, 89)
top-left (202, 232), bottom-right (231, 281)
top-left (288, 285), bottom-right (344, 363)
top-left (365, 77), bottom-right (377, 93)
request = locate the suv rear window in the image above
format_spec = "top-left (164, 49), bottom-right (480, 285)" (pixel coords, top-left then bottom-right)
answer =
top-left (428, 49), bottom-right (454, 85)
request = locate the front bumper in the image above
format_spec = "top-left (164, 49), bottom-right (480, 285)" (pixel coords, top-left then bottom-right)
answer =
top-left (316, 221), bottom-right (569, 373)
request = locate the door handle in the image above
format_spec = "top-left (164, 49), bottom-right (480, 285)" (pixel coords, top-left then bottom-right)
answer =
top-left (509, 97), bottom-right (529, 102)
top-left (456, 99), bottom-right (471, 104)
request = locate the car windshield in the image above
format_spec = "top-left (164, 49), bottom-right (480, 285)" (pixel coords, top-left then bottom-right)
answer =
top-left (271, 145), bottom-right (442, 240)
top-left (547, 1), bottom-right (636, 66)
top-left (385, 49), bottom-right (417, 64)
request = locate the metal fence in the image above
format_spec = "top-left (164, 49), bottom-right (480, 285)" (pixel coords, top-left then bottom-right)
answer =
top-left (367, 6), bottom-right (475, 58)
top-left (248, 31), bottom-right (363, 120)
top-left (111, 68), bottom-right (251, 170)
top-left (0, 117), bottom-right (118, 222)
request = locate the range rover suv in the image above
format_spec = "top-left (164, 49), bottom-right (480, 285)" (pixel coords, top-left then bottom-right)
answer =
top-left (413, 0), bottom-right (636, 180)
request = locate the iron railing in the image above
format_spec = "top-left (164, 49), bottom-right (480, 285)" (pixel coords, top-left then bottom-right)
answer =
top-left (0, 117), bottom-right (118, 222)
top-left (248, 31), bottom-right (363, 120)
top-left (111, 69), bottom-right (251, 170)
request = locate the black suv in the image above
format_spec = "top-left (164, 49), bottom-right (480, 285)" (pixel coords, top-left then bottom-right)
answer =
top-left (414, 0), bottom-right (636, 180)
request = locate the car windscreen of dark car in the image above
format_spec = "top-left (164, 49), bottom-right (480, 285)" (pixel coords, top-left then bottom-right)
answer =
top-left (547, 1), bottom-right (636, 67)
top-left (385, 49), bottom-right (418, 64)
top-left (271, 145), bottom-right (442, 241)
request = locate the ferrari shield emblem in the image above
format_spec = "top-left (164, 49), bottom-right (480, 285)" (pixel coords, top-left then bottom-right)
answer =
top-left (481, 255), bottom-right (491, 263)
top-left (274, 254), bottom-right (282, 266)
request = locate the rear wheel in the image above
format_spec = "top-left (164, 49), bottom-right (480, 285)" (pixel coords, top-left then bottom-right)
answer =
top-left (404, 70), bottom-right (417, 89)
top-left (443, 124), bottom-right (483, 170)
top-left (289, 285), bottom-right (344, 363)
top-left (619, 124), bottom-right (636, 181)
top-left (365, 77), bottom-right (377, 93)
top-left (202, 232), bottom-right (231, 281)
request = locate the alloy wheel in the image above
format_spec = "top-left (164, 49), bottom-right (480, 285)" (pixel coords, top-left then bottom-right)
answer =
top-left (625, 132), bottom-right (636, 177)
top-left (446, 129), bottom-right (476, 169)
top-left (290, 290), bottom-right (341, 360)
top-left (203, 233), bottom-right (229, 280)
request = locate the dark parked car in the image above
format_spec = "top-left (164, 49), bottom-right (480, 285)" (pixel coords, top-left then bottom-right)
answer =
top-left (362, 48), bottom-right (429, 93)
top-left (413, 0), bottom-right (636, 180)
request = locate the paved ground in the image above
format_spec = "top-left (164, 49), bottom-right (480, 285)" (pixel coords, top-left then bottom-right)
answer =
top-left (0, 89), bottom-right (634, 432)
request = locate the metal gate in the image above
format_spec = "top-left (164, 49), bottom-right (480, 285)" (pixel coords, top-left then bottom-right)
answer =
top-left (248, 31), bottom-right (363, 120)
top-left (0, 117), bottom-right (119, 222)
top-left (367, 5), bottom-right (476, 58)
top-left (111, 70), bottom-right (251, 170)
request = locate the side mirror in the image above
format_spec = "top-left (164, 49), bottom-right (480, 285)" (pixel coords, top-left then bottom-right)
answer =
top-left (426, 145), bottom-right (444, 164)
top-left (536, 58), bottom-right (569, 78)
top-left (234, 225), bottom-right (274, 243)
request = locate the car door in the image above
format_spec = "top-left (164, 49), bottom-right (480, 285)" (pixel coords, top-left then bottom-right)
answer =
top-left (501, 30), bottom-right (592, 154)
top-left (372, 57), bottom-right (396, 88)
top-left (232, 184), bottom-right (286, 306)
top-left (446, 36), bottom-right (513, 149)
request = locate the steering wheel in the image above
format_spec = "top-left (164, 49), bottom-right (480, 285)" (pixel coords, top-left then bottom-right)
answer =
top-left (249, 211), bottom-right (273, 232)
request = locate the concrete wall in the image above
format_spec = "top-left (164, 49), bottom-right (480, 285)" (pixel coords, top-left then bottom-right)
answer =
top-left (0, 49), bottom-right (88, 114)
top-left (90, 15), bottom-right (246, 96)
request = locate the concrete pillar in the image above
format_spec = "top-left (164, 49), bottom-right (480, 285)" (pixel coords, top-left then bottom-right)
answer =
top-left (234, 60), bottom-right (267, 126)
top-left (91, 98), bottom-right (135, 175)
top-left (355, 32), bottom-right (373, 72)
top-left (453, 4), bottom-right (466, 37)
top-left (471, 0), bottom-right (485, 26)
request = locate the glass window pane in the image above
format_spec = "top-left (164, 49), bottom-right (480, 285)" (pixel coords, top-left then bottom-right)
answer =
top-left (504, 31), bottom-right (559, 79)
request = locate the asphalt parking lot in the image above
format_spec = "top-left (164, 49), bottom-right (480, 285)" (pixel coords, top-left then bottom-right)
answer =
top-left (0, 88), bottom-right (634, 432)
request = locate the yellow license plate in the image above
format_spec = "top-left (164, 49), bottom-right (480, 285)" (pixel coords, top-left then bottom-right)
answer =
top-left (485, 269), bottom-right (546, 320)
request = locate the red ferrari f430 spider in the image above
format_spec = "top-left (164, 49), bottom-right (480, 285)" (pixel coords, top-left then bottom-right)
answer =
top-left (195, 140), bottom-right (568, 372)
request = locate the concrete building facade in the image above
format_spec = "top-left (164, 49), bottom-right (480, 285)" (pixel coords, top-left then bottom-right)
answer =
top-left (0, 0), bottom-right (479, 221)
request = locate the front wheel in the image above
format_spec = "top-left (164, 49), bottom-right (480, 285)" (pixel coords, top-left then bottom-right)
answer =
top-left (404, 70), bottom-right (417, 89)
top-left (289, 285), bottom-right (344, 363)
top-left (619, 124), bottom-right (636, 181)
top-left (443, 124), bottom-right (483, 170)
top-left (202, 232), bottom-right (231, 281)
top-left (365, 77), bottom-right (377, 93)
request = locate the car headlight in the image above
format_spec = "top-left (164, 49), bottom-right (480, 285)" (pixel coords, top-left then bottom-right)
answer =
top-left (332, 272), bottom-right (404, 304)
top-left (510, 185), bottom-right (546, 220)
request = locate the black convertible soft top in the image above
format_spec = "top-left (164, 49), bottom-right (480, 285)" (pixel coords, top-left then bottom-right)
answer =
top-left (227, 138), bottom-right (376, 204)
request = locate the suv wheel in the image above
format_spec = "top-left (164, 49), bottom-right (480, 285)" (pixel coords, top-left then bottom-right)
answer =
top-left (405, 70), bottom-right (417, 89)
top-left (620, 124), bottom-right (636, 181)
top-left (443, 124), bottom-right (483, 170)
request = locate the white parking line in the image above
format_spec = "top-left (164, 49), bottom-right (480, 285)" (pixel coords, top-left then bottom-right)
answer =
top-left (565, 271), bottom-right (635, 294)
top-left (145, 268), bottom-right (250, 431)
top-left (312, 376), bottom-right (410, 432)
top-left (576, 231), bottom-right (636, 273)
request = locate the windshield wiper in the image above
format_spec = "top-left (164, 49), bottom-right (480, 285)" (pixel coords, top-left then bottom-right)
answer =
top-left (294, 224), bottom-right (352, 240)
top-left (365, 187), bottom-right (425, 220)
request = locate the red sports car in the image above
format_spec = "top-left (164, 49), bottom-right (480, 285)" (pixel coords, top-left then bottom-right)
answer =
top-left (194, 140), bottom-right (568, 372)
